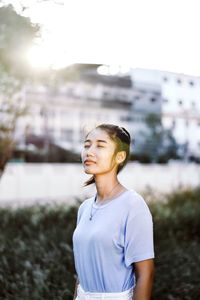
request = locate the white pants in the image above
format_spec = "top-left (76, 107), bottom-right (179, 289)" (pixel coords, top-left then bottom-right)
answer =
top-left (76, 284), bottom-right (134, 300)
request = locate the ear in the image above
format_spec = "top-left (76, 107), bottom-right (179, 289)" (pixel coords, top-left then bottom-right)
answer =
top-left (115, 151), bottom-right (126, 165)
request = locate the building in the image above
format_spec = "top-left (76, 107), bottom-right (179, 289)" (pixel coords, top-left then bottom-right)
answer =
top-left (130, 68), bottom-right (200, 158)
top-left (128, 69), bottom-right (162, 151)
top-left (14, 64), bottom-right (135, 154)
top-left (13, 65), bottom-right (200, 159)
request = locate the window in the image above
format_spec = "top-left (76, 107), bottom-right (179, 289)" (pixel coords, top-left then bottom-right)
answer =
top-left (178, 99), bottom-right (183, 105)
top-left (119, 94), bottom-right (128, 100)
top-left (139, 89), bottom-right (146, 93)
top-left (172, 119), bottom-right (176, 128)
top-left (163, 76), bottom-right (168, 82)
top-left (134, 95), bottom-right (140, 100)
top-left (191, 101), bottom-right (196, 108)
top-left (163, 98), bottom-right (169, 103)
top-left (150, 97), bottom-right (156, 102)
top-left (185, 120), bottom-right (189, 127)
top-left (197, 121), bottom-right (200, 127)
top-left (120, 116), bottom-right (133, 122)
top-left (177, 78), bottom-right (182, 84)
top-left (103, 91), bottom-right (110, 98)
top-left (189, 81), bottom-right (194, 86)
top-left (40, 108), bottom-right (45, 117)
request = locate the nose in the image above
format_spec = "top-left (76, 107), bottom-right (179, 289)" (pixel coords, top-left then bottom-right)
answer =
top-left (84, 144), bottom-right (96, 157)
top-left (86, 147), bottom-right (95, 157)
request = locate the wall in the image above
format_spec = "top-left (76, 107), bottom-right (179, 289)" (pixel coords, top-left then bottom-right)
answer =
top-left (0, 162), bottom-right (200, 207)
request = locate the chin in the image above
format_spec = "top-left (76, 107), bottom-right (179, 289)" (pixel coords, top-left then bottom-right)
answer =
top-left (84, 171), bottom-right (94, 175)
top-left (83, 167), bottom-right (95, 174)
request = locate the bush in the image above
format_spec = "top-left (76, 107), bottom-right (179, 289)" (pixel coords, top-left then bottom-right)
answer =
top-left (0, 204), bottom-right (78, 300)
top-left (0, 187), bottom-right (200, 299)
top-left (150, 187), bottom-right (200, 300)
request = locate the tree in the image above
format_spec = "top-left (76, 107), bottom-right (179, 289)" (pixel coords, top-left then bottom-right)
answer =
top-left (0, 4), bottom-right (39, 178)
top-left (136, 113), bottom-right (179, 163)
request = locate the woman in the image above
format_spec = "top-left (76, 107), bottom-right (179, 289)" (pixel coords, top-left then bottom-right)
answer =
top-left (72, 124), bottom-right (155, 300)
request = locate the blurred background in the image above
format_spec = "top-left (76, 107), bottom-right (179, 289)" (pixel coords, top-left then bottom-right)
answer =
top-left (0, 0), bottom-right (200, 299)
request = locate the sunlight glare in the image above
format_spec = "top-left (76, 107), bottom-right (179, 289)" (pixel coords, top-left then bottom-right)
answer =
top-left (26, 45), bottom-right (52, 69)
top-left (26, 44), bottom-right (75, 70)
top-left (21, 0), bottom-right (200, 76)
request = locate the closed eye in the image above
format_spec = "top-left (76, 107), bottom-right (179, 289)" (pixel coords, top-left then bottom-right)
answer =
top-left (84, 144), bottom-right (105, 148)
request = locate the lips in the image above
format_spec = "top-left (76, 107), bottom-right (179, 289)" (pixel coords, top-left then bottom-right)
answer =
top-left (84, 159), bottom-right (96, 164)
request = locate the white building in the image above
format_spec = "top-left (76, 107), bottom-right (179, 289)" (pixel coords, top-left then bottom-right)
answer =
top-left (128, 69), bottom-right (162, 150)
top-left (130, 68), bottom-right (200, 157)
top-left (14, 66), bottom-right (135, 154)
top-left (13, 65), bottom-right (200, 159)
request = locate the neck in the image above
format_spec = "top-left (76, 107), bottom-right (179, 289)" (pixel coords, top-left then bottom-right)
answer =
top-left (94, 174), bottom-right (121, 201)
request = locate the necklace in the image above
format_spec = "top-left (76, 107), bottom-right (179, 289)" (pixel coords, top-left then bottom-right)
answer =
top-left (89, 182), bottom-right (120, 221)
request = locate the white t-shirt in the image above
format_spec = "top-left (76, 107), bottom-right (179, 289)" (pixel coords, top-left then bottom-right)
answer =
top-left (72, 189), bottom-right (155, 293)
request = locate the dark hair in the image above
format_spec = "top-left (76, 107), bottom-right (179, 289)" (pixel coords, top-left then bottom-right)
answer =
top-left (83, 123), bottom-right (131, 186)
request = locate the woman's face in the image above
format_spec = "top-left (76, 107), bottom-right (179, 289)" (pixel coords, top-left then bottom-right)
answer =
top-left (81, 128), bottom-right (118, 175)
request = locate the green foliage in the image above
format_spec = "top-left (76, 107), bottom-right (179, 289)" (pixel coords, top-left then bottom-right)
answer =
top-left (0, 4), bottom-right (39, 77)
top-left (0, 188), bottom-right (200, 299)
top-left (0, 4), bottom-right (39, 175)
top-left (135, 113), bottom-right (179, 163)
top-left (151, 187), bottom-right (200, 240)
top-left (0, 204), bottom-right (78, 299)
top-left (150, 187), bottom-right (200, 300)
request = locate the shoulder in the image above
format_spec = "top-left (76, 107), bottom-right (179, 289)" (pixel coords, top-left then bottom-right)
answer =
top-left (78, 196), bottom-right (93, 212)
top-left (76, 196), bottom-right (94, 224)
top-left (123, 189), bottom-right (152, 218)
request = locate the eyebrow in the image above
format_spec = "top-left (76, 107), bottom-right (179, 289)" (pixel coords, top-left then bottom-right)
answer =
top-left (84, 139), bottom-right (108, 144)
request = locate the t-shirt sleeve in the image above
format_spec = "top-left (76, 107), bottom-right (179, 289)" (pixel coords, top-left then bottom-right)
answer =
top-left (124, 204), bottom-right (155, 267)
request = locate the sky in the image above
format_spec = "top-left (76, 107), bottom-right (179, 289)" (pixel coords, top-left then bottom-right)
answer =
top-left (4, 0), bottom-right (200, 76)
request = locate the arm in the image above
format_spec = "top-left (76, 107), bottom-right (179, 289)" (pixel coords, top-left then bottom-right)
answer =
top-left (73, 277), bottom-right (79, 300)
top-left (132, 259), bottom-right (154, 300)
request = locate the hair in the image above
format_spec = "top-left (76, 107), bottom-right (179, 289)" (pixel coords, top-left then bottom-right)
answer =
top-left (83, 123), bottom-right (131, 186)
